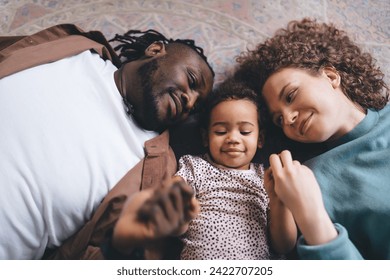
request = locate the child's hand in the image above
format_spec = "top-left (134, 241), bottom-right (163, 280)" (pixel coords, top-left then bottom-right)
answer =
top-left (264, 168), bottom-right (278, 201)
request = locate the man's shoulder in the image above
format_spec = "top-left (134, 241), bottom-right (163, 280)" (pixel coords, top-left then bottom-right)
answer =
top-left (0, 24), bottom-right (120, 79)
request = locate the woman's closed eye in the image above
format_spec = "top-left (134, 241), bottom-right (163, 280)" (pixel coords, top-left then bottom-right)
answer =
top-left (286, 89), bottom-right (297, 103)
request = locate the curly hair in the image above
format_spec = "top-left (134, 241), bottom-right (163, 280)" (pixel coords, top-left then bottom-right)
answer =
top-left (235, 18), bottom-right (389, 110)
top-left (109, 29), bottom-right (214, 77)
top-left (200, 78), bottom-right (268, 132)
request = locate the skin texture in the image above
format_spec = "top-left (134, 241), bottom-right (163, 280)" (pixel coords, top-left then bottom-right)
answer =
top-left (262, 67), bottom-right (365, 143)
top-left (205, 99), bottom-right (261, 170)
top-left (114, 42), bottom-right (214, 132)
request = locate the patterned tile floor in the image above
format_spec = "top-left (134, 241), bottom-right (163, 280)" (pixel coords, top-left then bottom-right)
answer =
top-left (1, 0), bottom-right (389, 84)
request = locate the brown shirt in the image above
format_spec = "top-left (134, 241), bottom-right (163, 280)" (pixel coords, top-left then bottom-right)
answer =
top-left (0, 24), bottom-right (177, 259)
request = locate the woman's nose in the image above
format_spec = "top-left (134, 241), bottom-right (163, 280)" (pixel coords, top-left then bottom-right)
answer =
top-left (284, 110), bottom-right (298, 126)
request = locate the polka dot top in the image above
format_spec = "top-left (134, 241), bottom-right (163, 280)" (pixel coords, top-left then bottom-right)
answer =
top-left (176, 154), bottom-right (270, 260)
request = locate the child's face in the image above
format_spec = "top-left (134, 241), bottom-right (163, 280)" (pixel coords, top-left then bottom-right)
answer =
top-left (206, 99), bottom-right (261, 170)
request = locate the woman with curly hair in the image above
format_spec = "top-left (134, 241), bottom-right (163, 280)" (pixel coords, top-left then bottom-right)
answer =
top-left (235, 18), bottom-right (390, 259)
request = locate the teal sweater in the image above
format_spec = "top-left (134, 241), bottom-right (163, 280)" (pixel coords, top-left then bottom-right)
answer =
top-left (297, 105), bottom-right (390, 259)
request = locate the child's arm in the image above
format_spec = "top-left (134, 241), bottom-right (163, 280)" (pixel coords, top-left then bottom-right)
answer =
top-left (264, 168), bottom-right (297, 254)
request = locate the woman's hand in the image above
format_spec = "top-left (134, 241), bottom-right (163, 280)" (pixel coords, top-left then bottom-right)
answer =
top-left (268, 150), bottom-right (337, 245)
top-left (112, 176), bottom-right (199, 253)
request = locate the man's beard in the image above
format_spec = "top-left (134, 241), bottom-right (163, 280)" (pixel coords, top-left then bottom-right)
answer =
top-left (133, 59), bottom-right (165, 132)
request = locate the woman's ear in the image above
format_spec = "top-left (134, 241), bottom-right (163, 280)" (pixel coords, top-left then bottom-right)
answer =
top-left (144, 41), bottom-right (166, 57)
top-left (201, 128), bottom-right (209, 147)
top-left (323, 67), bottom-right (341, 89)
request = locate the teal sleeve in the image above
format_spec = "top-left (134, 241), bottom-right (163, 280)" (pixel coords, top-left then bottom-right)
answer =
top-left (297, 223), bottom-right (363, 260)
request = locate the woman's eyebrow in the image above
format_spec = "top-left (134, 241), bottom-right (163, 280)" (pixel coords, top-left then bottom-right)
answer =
top-left (278, 82), bottom-right (291, 101)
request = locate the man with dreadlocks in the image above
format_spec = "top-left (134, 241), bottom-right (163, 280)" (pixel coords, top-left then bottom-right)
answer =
top-left (0, 24), bottom-right (214, 259)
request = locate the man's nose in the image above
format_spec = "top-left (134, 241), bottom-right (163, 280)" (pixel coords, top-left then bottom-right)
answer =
top-left (181, 91), bottom-right (199, 111)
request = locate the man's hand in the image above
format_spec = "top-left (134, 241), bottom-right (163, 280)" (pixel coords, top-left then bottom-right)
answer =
top-left (112, 176), bottom-right (199, 253)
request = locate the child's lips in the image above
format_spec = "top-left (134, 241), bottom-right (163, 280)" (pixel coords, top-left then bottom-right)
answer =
top-left (223, 148), bottom-right (243, 153)
top-left (223, 148), bottom-right (244, 157)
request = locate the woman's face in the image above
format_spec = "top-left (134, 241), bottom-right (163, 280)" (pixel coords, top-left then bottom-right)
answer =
top-left (262, 67), bottom-right (360, 143)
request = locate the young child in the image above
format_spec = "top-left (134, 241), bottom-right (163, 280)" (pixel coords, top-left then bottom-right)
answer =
top-left (174, 79), bottom-right (297, 259)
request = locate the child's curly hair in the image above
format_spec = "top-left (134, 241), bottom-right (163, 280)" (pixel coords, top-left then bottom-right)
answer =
top-left (200, 78), bottom-right (268, 133)
top-left (234, 18), bottom-right (389, 110)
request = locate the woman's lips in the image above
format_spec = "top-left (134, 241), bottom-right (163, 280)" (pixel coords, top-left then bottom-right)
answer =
top-left (299, 113), bottom-right (313, 135)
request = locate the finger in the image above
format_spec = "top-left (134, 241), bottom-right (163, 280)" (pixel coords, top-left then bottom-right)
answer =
top-left (137, 198), bottom-right (157, 222)
top-left (269, 153), bottom-right (283, 171)
top-left (264, 168), bottom-right (273, 181)
top-left (185, 197), bottom-right (200, 221)
top-left (168, 183), bottom-right (185, 221)
top-left (293, 160), bottom-right (301, 166)
top-left (149, 205), bottom-right (173, 237)
top-left (136, 188), bottom-right (166, 222)
top-left (158, 189), bottom-right (181, 223)
top-left (279, 150), bottom-right (293, 168)
top-left (178, 180), bottom-right (194, 202)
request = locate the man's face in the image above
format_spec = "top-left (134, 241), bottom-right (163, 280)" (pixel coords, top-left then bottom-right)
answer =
top-left (131, 43), bottom-right (214, 131)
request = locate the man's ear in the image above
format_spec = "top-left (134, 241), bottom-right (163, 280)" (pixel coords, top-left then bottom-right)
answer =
top-left (323, 66), bottom-right (341, 89)
top-left (201, 128), bottom-right (209, 147)
top-left (144, 41), bottom-right (166, 57)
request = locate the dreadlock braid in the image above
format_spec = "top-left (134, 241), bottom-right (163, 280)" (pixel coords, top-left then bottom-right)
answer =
top-left (109, 29), bottom-right (214, 77)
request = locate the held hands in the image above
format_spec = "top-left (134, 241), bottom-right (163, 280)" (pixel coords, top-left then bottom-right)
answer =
top-left (268, 150), bottom-right (324, 217)
top-left (267, 150), bottom-right (337, 245)
top-left (112, 176), bottom-right (199, 253)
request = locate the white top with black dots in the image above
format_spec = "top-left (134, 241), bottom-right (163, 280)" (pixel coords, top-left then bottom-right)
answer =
top-left (176, 154), bottom-right (270, 260)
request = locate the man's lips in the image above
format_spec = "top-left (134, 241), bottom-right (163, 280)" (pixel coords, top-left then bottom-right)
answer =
top-left (169, 92), bottom-right (183, 119)
top-left (299, 113), bottom-right (313, 135)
